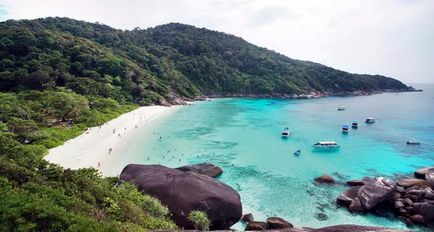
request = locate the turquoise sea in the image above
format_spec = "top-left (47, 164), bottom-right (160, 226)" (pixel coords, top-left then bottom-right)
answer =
top-left (109, 84), bottom-right (434, 230)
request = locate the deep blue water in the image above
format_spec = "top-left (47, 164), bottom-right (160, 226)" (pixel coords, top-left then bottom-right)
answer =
top-left (110, 84), bottom-right (434, 230)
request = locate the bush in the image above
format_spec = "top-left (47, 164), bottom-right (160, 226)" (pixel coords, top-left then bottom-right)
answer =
top-left (187, 210), bottom-right (210, 230)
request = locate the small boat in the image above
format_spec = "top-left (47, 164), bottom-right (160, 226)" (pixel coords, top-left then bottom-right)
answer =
top-left (342, 125), bottom-right (349, 134)
top-left (338, 106), bottom-right (346, 111)
top-left (313, 141), bottom-right (340, 149)
top-left (351, 121), bottom-right (358, 129)
top-left (293, 150), bottom-right (301, 156)
top-left (365, 118), bottom-right (376, 124)
top-left (407, 141), bottom-right (421, 145)
top-left (281, 127), bottom-right (290, 137)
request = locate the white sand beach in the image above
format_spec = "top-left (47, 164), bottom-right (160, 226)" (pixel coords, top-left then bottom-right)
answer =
top-left (44, 105), bottom-right (182, 175)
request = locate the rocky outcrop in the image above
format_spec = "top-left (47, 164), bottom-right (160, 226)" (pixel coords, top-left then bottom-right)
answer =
top-left (241, 213), bottom-right (254, 223)
top-left (176, 163), bottom-right (223, 178)
top-left (266, 217), bottom-right (293, 229)
top-left (245, 221), bottom-right (267, 231)
top-left (337, 166), bottom-right (434, 229)
top-left (245, 217), bottom-right (293, 231)
top-left (396, 178), bottom-right (431, 188)
top-left (346, 180), bottom-right (365, 186)
top-left (337, 187), bottom-right (360, 206)
top-left (119, 164), bottom-right (241, 230)
top-left (307, 224), bottom-right (410, 232)
top-left (414, 166), bottom-right (434, 179)
top-left (357, 177), bottom-right (396, 210)
top-left (313, 174), bottom-right (336, 184)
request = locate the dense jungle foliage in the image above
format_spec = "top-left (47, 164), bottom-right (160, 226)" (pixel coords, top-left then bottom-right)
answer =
top-left (0, 17), bottom-right (410, 231)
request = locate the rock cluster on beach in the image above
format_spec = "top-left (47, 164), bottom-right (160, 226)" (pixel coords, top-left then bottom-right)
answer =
top-left (120, 162), bottom-right (413, 231)
top-left (119, 163), bottom-right (241, 230)
top-left (240, 213), bottom-right (408, 231)
top-left (337, 166), bottom-right (434, 228)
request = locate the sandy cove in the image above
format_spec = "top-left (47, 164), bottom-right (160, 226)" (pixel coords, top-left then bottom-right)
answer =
top-left (44, 105), bottom-right (183, 175)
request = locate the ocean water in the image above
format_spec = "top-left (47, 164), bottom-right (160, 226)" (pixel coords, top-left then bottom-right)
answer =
top-left (110, 84), bottom-right (434, 230)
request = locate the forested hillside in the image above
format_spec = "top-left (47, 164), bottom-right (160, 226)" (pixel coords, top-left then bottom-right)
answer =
top-left (1, 17), bottom-right (411, 101)
top-left (0, 17), bottom-right (412, 231)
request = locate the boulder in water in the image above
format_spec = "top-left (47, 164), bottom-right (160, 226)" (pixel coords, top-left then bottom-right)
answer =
top-left (349, 197), bottom-right (365, 213)
top-left (314, 174), bottom-right (336, 184)
top-left (425, 172), bottom-right (434, 187)
top-left (413, 202), bottom-right (434, 222)
top-left (357, 177), bottom-right (396, 210)
top-left (245, 221), bottom-right (267, 231)
top-left (266, 217), bottom-right (293, 229)
top-left (346, 180), bottom-right (365, 186)
top-left (241, 213), bottom-right (254, 223)
top-left (337, 187), bottom-right (360, 206)
top-left (119, 164), bottom-right (241, 230)
top-left (397, 178), bottom-right (431, 188)
top-left (414, 166), bottom-right (434, 179)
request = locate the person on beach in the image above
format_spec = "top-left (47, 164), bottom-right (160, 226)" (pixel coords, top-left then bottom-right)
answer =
top-left (109, 148), bottom-right (112, 154)
top-left (113, 129), bottom-right (116, 134)
top-left (98, 162), bottom-right (100, 167)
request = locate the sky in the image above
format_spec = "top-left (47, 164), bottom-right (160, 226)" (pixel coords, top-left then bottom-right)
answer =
top-left (0, 0), bottom-right (433, 84)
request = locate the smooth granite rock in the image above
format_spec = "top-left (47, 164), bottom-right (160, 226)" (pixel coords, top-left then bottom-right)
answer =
top-left (245, 221), bottom-right (267, 231)
top-left (266, 217), bottom-right (293, 229)
top-left (413, 202), bottom-right (434, 222)
top-left (176, 163), bottom-right (223, 178)
top-left (346, 180), bottom-right (365, 187)
top-left (397, 178), bottom-right (431, 188)
top-left (241, 213), bottom-right (254, 223)
top-left (349, 197), bottom-right (365, 213)
top-left (414, 166), bottom-right (434, 179)
top-left (314, 175), bottom-right (336, 184)
top-left (337, 187), bottom-right (360, 206)
top-left (120, 164), bottom-right (241, 230)
top-left (357, 177), bottom-right (396, 210)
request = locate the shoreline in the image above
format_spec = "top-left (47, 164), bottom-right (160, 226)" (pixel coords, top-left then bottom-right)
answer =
top-left (44, 105), bottom-right (184, 175)
top-left (193, 88), bottom-right (421, 101)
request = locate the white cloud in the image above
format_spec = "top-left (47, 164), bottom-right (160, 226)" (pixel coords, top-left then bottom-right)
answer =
top-left (1, 0), bottom-right (433, 83)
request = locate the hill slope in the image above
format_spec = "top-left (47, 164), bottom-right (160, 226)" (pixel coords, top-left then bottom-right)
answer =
top-left (0, 17), bottom-right (411, 103)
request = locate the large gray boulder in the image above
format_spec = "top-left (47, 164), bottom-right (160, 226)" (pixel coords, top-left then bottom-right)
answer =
top-left (308, 224), bottom-right (410, 232)
top-left (396, 178), bottom-right (431, 188)
top-left (119, 164), bottom-right (242, 230)
top-left (357, 177), bottom-right (396, 210)
top-left (425, 172), bottom-right (434, 187)
top-left (314, 174), bottom-right (336, 184)
top-left (413, 202), bottom-right (434, 222)
top-left (176, 163), bottom-right (223, 178)
top-left (414, 166), bottom-right (434, 179)
top-left (337, 187), bottom-right (360, 206)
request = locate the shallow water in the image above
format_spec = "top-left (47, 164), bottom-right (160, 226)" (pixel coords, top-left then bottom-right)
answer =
top-left (111, 84), bottom-right (434, 230)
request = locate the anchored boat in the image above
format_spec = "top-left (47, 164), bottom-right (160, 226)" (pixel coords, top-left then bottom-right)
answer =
top-left (338, 106), bottom-right (346, 111)
top-left (313, 141), bottom-right (340, 149)
top-left (342, 125), bottom-right (349, 134)
top-left (365, 118), bottom-right (376, 124)
top-left (281, 127), bottom-right (290, 138)
top-left (407, 140), bottom-right (421, 145)
top-left (351, 121), bottom-right (358, 129)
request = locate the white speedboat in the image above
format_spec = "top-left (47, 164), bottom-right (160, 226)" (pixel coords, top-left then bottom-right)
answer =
top-left (365, 118), bottom-right (376, 124)
top-left (407, 140), bottom-right (420, 145)
top-left (338, 106), bottom-right (346, 111)
top-left (342, 125), bottom-right (349, 134)
top-left (281, 127), bottom-right (290, 137)
top-left (313, 141), bottom-right (340, 149)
